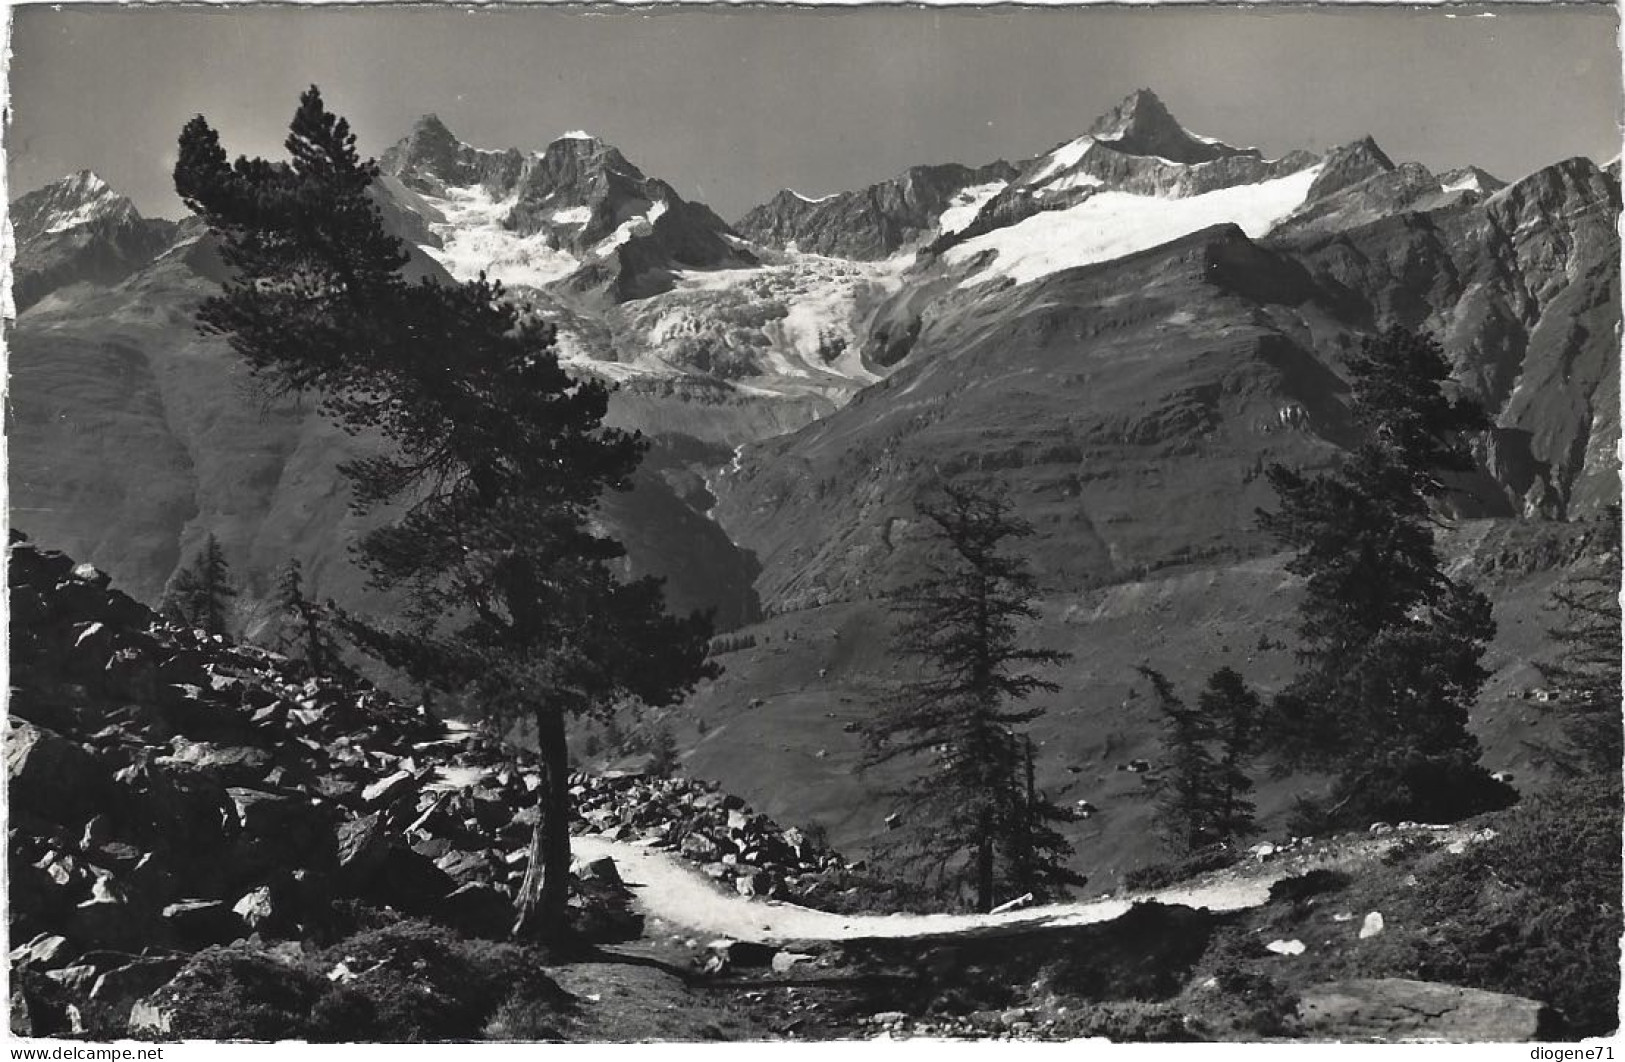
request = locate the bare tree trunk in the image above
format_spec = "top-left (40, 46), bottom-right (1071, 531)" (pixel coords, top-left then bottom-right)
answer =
top-left (976, 820), bottom-right (995, 913)
top-left (512, 705), bottom-right (573, 943)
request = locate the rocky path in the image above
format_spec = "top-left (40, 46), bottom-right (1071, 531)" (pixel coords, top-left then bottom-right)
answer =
top-left (575, 835), bottom-right (1273, 943)
top-left (576, 823), bottom-right (1485, 945)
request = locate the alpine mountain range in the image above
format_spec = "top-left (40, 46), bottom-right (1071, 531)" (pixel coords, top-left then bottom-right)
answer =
top-left (9, 87), bottom-right (1620, 881)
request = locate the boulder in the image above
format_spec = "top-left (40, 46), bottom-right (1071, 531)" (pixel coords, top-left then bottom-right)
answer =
top-left (364, 846), bottom-right (456, 916)
top-left (10, 933), bottom-right (75, 971)
top-left (160, 740), bottom-right (273, 787)
top-left (681, 833), bottom-right (721, 861)
top-left (437, 882), bottom-right (516, 939)
top-left (232, 885), bottom-right (293, 937)
top-left (161, 899), bottom-right (246, 946)
top-left (335, 813), bottom-right (390, 893)
top-left (89, 958), bottom-right (187, 1011)
top-left (708, 939), bottom-right (777, 969)
top-left (68, 897), bottom-right (169, 952)
top-left (572, 856), bottom-right (622, 885)
top-left (361, 769), bottom-right (419, 808)
top-left (1297, 979), bottom-right (1555, 1041)
top-left (227, 787), bottom-right (339, 877)
top-left (7, 721), bottom-right (105, 821)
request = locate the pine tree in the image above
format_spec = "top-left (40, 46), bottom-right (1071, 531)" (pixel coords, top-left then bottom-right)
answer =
top-left (174, 88), bottom-right (717, 941)
top-left (160, 533), bottom-right (237, 636)
top-left (1536, 510), bottom-right (1622, 776)
top-left (865, 480), bottom-right (1079, 912)
top-left (1260, 327), bottom-right (1511, 828)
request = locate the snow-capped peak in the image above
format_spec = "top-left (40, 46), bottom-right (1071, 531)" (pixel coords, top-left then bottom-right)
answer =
top-left (558, 130), bottom-right (598, 142)
top-left (1083, 88), bottom-right (1257, 165)
top-left (14, 169), bottom-right (140, 242)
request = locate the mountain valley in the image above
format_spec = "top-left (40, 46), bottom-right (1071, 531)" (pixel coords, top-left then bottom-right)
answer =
top-left (8, 86), bottom-right (1619, 895)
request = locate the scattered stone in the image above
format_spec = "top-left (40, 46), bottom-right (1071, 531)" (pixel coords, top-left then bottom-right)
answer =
top-left (1265, 939), bottom-right (1307, 956)
top-left (1359, 911), bottom-right (1385, 939)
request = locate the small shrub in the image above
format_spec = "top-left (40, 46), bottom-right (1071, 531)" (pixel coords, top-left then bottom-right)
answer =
top-left (147, 946), bottom-right (373, 1042)
top-left (1195, 966), bottom-right (1301, 1038)
top-left (1124, 845), bottom-right (1239, 892)
top-left (1059, 1001), bottom-right (1195, 1042)
top-left (1358, 780), bottom-right (1621, 1038)
top-left (323, 920), bottom-right (567, 1041)
top-left (1266, 868), bottom-right (1351, 905)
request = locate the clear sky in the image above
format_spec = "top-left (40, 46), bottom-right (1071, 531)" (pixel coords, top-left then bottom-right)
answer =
top-left (8, 2), bottom-right (1621, 222)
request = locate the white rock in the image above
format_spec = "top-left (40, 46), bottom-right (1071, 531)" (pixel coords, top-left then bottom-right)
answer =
top-left (1359, 912), bottom-right (1385, 939)
top-left (1265, 939), bottom-right (1306, 956)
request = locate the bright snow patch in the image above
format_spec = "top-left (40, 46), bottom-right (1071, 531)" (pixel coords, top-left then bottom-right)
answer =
top-left (1026, 136), bottom-right (1096, 185)
top-left (419, 183), bottom-right (580, 289)
top-left (937, 180), bottom-right (1007, 236)
top-left (551, 205), bottom-right (592, 225)
top-left (790, 190), bottom-right (840, 205)
top-left (945, 163), bottom-right (1323, 288)
top-left (1441, 172), bottom-right (1484, 195)
top-left (1041, 170), bottom-right (1106, 196)
top-left (559, 130), bottom-right (597, 141)
top-left (591, 199), bottom-right (668, 257)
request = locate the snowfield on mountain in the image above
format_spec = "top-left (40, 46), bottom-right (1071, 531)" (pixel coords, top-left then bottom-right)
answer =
top-left (945, 163), bottom-right (1325, 286)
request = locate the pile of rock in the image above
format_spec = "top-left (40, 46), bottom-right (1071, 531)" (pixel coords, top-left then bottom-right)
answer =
top-left (566, 773), bottom-right (853, 901)
top-left (4, 536), bottom-right (639, 1031)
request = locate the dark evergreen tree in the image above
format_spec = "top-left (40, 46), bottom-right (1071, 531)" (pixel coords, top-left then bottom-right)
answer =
top-left (864, 480), bottom-right (1079, 912)
top-left (174, 88), bottom-right (717, 942)
top-left (273, 558), bottom-right (351, 680)
top-left (160, 533), bottom-right (237, 636)
top-left (1144, 666), bottom-right (1258, 856)
top-left (1260, 327), bottom-right (1511, 827)
top-left (646, 721), bottom-right (679, 777)
top-left (1000, 733), bottom-right (1086, 899)
top-left (1144, 668), bottom-right (1217, 852)
top-left (1536, 510), bottom-right (1622, 777)
top-left (1200, 667), bottom-right (1260, 844)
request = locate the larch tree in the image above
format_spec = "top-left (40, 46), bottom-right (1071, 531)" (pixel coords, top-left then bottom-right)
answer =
top-left (174, 87), bottom-right (716, 942)
top-left (1260, 326), bottom-right (1512, 828)
top-left (865, 480), bottom-right (1080, 912)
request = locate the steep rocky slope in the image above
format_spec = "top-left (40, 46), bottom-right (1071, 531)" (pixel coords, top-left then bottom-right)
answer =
top-left (716, 156), bottom-right (1619, 613)
top-left (734, 160), bottom-right (1016, 260)
top-left (380, 116), bottom-right (755, 302)
top-left (11, 172), bottom-right (178, 313)
top-left (5, 536), bottom-right (869, 1036)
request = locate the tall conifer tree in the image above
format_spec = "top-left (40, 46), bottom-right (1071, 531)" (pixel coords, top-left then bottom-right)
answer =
top-left (174, 88), bottom-right (716, 941)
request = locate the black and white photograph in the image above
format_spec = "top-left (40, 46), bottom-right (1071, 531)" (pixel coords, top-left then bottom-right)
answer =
top-left (4, 0), bottom-right (1621, 1046)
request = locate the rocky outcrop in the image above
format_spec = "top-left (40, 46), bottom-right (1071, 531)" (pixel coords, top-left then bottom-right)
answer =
top-left (1087, 89), bottom-right (1258, 166)
top-left (5, 534), bottom-right (837, 1032)
top-left (734, 161), bottom-right (1016, 260)
top-left (11, 171), bottom-right (178, 312)
top-left (1297, 978), bottom-right (1555, 1041)
top-left (379, 115), bottom-right (754, 300)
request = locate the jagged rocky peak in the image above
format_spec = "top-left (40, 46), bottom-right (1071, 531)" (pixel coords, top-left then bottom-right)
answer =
top-left (13, 169), bottom-right (141, 243)
top-left (1086, 88), bottom-right (1259, 164)
top-left (1440, 165), bottom-right (1507, 196)
top-left (1305, 135), bottom-right (1397, 200)
top-left (732, 160), bottom-right (1016, 260)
